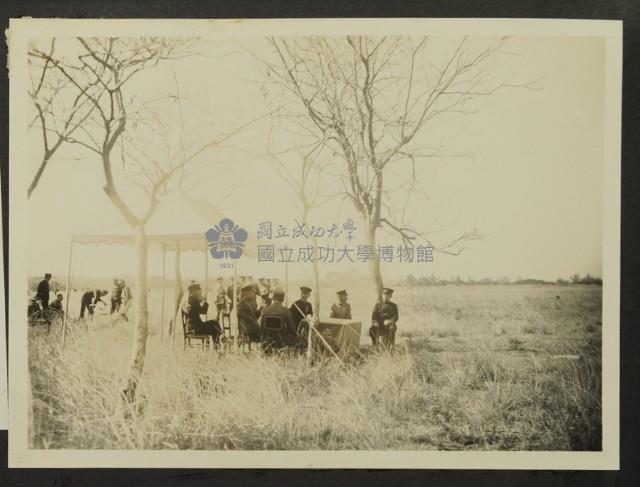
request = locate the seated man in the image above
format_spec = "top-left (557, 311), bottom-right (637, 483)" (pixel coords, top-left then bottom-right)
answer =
top-left (182, 282), bottom-right (222, 344)
top-left (290, 286), bottom-right (313, 334)
top-left (369, 287), bottom-right (399, 347)
top-left (257, 293), bottom-right (272, 318)
top-left (330, 289), bottom-right (352, 319)
top-left (49, 292), bottom-right (64, 315)
top-left (260, 287), bottom-right (297, 350)
top-left (236, 283), bottom-right (262, 342)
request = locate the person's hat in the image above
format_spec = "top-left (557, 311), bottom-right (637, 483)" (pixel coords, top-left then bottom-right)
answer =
top-left (188, 282), bottom-right (201, 292)
top-left (216, 276), bottom-right (224, 281)
top-left (300, 286), bottom-right (312, 293)
top-left (382, 287), bottom-right (394, 294)
top-left (251, 283), bottom-right (261, 294)
top-left (337, 289), bottom-right (348, 296)
top-left (241, 283), bottom-right (255, 293)
top-left (45, 273), bottom-right (52, 278)
top-left (272, 287), bottom-right (285, 298)
top-left (56, 291), bottom-right (63, 297)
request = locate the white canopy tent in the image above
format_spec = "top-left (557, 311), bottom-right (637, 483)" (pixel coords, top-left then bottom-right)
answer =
top-left (60, 192), bottom-right (270, 348)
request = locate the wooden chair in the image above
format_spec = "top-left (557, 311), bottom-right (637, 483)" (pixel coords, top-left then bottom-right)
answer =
top-left (237, 319), bottom-right (262, 352)
top-left (181, 311), bottom-right (210, 351)
top-left (260, 315), bottom-right (287, 351)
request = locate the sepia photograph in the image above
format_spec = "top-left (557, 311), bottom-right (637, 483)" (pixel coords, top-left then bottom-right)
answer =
top-left (7, 18), bottom-right (621, 469)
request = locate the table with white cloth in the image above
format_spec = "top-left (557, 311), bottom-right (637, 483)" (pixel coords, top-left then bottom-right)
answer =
top-left (311, 318), bottom-right (362, 356)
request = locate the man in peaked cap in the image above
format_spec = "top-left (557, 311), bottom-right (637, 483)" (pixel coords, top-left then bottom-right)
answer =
top-left (330, 289), bottom-right (352, 320)
top-left (290, 286), bottom-right (313, 331)
top-left (369, 287), bottom-right (399, 347)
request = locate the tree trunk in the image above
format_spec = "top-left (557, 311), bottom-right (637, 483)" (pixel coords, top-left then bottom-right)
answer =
top-left (170, 244), bottom-right (183, 344)
top-left (302, 207), bottom-right (321, 319)
top-left (122, 224), bottom-right (149, 403)
top-left (311, 239), bottom-right (320, 318)
top-left (366, 223), bottom-right (384, 302)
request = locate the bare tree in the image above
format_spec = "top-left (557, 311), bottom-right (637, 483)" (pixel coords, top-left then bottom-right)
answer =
top-left (265, 135), bottom-right (331, 318)
top-left (30, 37), bottom-right (254, 402)
top-left (27, 40), bottom-right (97, 198)
top-left (261, 36), bottom-right (536, 299)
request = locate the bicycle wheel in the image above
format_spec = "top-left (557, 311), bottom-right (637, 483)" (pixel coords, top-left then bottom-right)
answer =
top-left (39, 309), bottom-right (64, 333)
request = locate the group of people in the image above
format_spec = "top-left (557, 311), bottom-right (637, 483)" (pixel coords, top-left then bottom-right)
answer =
top-left (32, 272), bottom-right (64, 315)
top-left (79, 278), bottom-right (132, 320)
top-left (181, 275), bottom-right (400, 350)
top-left (33, 272), bottom-right (133, 321)
top-left (34, 271), bottom-right (400, 348)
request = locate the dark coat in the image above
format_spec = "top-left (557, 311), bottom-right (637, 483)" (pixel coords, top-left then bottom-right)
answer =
top-left (36, 279), bottom-right (50, 305)
top-left (261, 302), bottom-right (297, 336)
top-left (290, 299), bottom-right (313, 327)
top-left (237, 298), bottom-right (261, 337)
top-left (371, 301), bottom-right (399, 326)
top-left (184, 297), bottom-right (209, 329)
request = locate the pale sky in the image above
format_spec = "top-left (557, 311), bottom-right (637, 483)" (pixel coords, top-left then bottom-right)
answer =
top-left (26, 35), bottom-right (604, 283)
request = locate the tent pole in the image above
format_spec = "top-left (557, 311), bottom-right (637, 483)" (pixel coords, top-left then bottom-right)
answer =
top-left (171, 241), bottom-right (181, 352)
top-left (61, 239), bottom-right (74, 351)
top-left (284, 261), bottom-right (289, 307)
top-left (159, 245), bottom-right (166, 343)
top-left (232, 263), bottom-right (238, 350)
top-left (204, 241), bottom-right (209, 318)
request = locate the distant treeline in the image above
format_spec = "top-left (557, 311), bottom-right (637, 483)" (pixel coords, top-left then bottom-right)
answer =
top-left (403, 273), bottom-right (602, 286)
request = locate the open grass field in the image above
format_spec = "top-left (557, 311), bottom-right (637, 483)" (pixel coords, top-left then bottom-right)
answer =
top-left (28, 284), bottom-right (602, 451)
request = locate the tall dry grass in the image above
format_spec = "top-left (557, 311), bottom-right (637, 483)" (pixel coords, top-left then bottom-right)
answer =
top-left (28, 284), bottom-right (602, 450)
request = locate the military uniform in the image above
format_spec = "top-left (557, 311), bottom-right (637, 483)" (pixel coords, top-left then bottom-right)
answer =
top-left (290, 299), bottom-right (313, 328)
top-left (330, 302), bottom-right (352, 319)
top-left (369, 289), bottom-right (399, 346)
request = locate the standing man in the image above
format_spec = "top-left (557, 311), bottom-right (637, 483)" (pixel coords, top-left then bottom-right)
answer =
top-left (236, 283), bottom-right (262, 343)
top-left (36, 273), bottom-right (52, 309)
top-left (215, 277), bottom-right (230, 318)
top-left (290, 286), bottom-right (313, 331)
top-left (330, 289), bottom-right (352, 319)
top-left (369, 287), bottom-right (399, 347)
top-left (119, 280), bottom-right (133, 321)
top-left (110, 278), bottom-right (123, 314)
